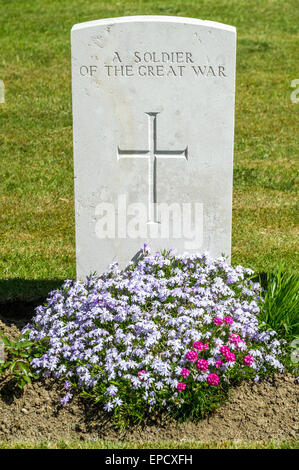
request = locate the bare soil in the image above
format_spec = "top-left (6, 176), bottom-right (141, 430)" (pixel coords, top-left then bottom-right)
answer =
top-left (0, 314), bottom-right (298, 443)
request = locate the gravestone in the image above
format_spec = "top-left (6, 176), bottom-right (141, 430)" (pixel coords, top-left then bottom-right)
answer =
top-left (71, 16), bottom-right (236, 278)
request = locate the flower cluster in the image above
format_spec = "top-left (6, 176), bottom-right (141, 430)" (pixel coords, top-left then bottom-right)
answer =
top-left (22, 246), bottom-right (284, 416)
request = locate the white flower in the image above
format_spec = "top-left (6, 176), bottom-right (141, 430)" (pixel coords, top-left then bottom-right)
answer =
top-left (104, 401), bottom-right (114, 412)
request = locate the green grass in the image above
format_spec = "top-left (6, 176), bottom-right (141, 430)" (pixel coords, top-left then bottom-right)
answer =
top-left (259, 265), bottom-right (299, 341)
top-left (0, 439), bottom-right (298, 449)
top-left (0, 0), bottom-right (298, 301)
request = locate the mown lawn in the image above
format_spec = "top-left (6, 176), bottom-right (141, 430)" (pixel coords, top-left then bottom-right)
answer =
top-left (0, 0), bottom-right (298, 301)
top-left (0, 439), bottom-right (298, 449)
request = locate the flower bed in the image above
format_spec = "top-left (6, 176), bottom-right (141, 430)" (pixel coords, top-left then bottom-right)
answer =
top-left (22, 246), bottom-right (285, 425)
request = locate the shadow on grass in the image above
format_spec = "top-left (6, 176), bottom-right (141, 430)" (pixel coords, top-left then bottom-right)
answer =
top-left (0, 279), bottom-right (65, 319)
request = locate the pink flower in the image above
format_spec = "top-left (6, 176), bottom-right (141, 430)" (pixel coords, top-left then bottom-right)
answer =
top-left (192, 341), bottom-right (203, 351)
top-left (177, 382), bottom-right (186, 391)
top-left (207, 373), bottom-right (219, 386)
top-left (243, 354), bottom-right (254, 366)
top-left (220, 345), bottom-right (235, 362)
top-left (186, 350), bottom-right (198, 362)
top-left (225, 352), bottom-right (236, 362)
top-left (213, 317), bottom-right (223, 326)
top-left (229, 334), bottom-right (246, 348)
top-left (138, 370), bottom-right (146, 379)
top-left (180, 368), bottom-right (190, 378)
top-left (196, 359), bottom-right (209, 371)
top-left (220, 345), bottom-right (230, 355)
top-left (224, 316), bottom-right (233, 325)
top-left (203, 343), bottom-right (209, 350)
top-left (215, 360), bottom-right (223, 368)
top-left (229, 333), bottom-right (240, 343)
top-left (229, 333), bottom-right (243, 344)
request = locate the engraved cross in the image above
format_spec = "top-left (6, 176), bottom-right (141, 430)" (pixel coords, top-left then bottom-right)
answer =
top-left (117, 112), bottom-right (188, 223)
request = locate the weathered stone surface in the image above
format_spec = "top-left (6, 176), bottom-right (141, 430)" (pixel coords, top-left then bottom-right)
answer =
top-left (71, 16), bottom-right (236, 278)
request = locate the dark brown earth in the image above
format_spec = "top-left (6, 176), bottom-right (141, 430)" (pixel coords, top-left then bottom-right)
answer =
top-left (0, 314), bottom-right (298, 443)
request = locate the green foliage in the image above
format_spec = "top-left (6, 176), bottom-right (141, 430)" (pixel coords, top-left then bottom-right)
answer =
top-left (0, 331), bottom-right (46, 389)
top-left (259, 265), bottom-right (299, 342)
top-left (257, 266), bottom-right (299, 374)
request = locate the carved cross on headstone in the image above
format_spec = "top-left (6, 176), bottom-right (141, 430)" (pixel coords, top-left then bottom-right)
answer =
top-left (117, 112), bottom-right (188, 223)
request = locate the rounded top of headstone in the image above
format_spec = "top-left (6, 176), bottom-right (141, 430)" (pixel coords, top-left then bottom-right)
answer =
top-left (71, 15), bottom-right (236, 33)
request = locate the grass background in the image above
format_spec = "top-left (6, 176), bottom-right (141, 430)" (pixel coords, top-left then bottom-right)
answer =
top-left (0, 439), bottom-right (298, 449)
top-left (0, 0), bottom-right (298, 302)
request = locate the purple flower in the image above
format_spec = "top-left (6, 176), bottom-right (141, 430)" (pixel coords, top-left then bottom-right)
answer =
top-left (21, 247), bottom-right (284, 418)
top-left (64, 380), bottom-right (72, 390)
top-left (60, 392), bottom-right (73, 405)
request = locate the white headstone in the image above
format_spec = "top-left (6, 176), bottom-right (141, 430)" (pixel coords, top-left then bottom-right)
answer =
top-left (71, 16), bottom-right (236, 278)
